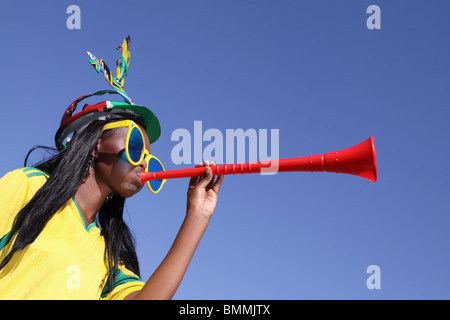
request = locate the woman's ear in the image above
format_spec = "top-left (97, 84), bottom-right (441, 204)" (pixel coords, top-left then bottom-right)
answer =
top-left (92, 139), bottom-right (101, 158)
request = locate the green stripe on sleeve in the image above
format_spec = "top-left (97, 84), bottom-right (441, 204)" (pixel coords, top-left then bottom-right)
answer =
top-left (100, 269), bottom-right (143, 298)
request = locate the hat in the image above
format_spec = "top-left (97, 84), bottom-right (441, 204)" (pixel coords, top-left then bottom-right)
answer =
top-left (55, 90), bottom-right (161, 150)
top-left (54, 36), bottom-right (161, 150)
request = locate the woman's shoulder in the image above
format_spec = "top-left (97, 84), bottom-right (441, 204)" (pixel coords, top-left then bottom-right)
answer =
top-left (16, 167), bottom-right (50, 179)
top-left (2, 167), bottom-right (49, 178)
top-left (0, 167), bottom-right (49, 190)
top-left (0, 167), bottom-right (50, 237)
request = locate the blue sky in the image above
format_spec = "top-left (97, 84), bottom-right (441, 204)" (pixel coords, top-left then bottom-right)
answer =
top-left (1, 0), bottom-right (449, 299)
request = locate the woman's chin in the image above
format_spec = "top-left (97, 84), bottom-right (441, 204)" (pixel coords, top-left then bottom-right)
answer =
top-left (117, 182), bottom-right (144, 198)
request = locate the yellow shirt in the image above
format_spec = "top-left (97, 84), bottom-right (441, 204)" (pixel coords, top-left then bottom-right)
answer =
top-left (0, 167), bottom-right (145, 299)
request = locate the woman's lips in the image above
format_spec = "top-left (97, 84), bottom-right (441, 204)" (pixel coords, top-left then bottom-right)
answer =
top-left (135, 170), bottom-right (144, 184)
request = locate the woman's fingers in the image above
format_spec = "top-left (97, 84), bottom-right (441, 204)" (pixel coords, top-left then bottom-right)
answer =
top-left (212, 173), bottom-right (224, 194)
top-left (188, 161), bottom-right (224, 193)
top-left (196, 161), bottom-right (213, 189)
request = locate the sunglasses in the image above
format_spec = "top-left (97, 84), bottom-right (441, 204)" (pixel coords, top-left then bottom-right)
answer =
top-left (100, 120), bottom-right (166, 194)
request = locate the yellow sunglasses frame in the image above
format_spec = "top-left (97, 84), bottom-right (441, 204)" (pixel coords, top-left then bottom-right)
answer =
top-left (100, 120), bottom-right (166, 193)
top-left (145, 155), bottom-right (166, 194)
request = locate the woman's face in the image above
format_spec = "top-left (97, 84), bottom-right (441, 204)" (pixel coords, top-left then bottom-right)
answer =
top-left (94, 123), bottom-right (151, 198)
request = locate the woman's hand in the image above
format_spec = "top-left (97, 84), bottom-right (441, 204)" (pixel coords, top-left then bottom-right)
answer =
top-left (186, 161), bottom-right (224, 221)
top-left (128, 161), bottom-right (224, 300)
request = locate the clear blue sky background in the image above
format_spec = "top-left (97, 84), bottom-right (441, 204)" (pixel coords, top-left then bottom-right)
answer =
top-left (0, 0), bottom-right (449, 299)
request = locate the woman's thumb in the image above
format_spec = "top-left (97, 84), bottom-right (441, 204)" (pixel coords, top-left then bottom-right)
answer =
top-left (197, 166), bottom-right (212, 187)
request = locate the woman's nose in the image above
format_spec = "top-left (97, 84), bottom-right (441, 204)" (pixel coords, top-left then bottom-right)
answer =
top-left (139, 155), bottom-right (148, 170)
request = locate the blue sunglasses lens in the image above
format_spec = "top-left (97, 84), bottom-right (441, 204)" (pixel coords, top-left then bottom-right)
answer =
top-left (127, 126), bottom-right (144, 163)
top-left (147, 157), bottom-right (164, 192)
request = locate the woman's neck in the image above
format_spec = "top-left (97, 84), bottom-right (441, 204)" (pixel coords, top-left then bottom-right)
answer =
top-left (74, 171), bottom-right (110, 226)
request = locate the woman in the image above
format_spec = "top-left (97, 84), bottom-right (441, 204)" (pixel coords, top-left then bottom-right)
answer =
top-left (0, 112), bottom-right (224, 299)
